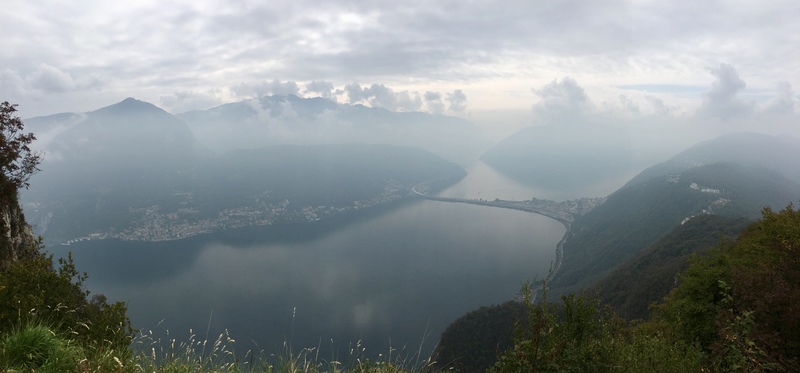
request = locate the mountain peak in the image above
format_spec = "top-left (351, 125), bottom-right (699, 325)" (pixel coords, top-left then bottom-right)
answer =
top-left (93, 97), bottom-right (169, 117)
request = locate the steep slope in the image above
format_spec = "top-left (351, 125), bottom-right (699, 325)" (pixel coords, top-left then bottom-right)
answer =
top-left (550, 162), bottom-right (800, 293)
top-left (594, 214), bottom-right (751, 320)
top-left (0, 197), bottom-right (37, 269)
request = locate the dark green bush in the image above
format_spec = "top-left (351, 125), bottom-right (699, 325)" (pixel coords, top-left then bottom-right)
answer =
top-left (0, 242), bottom-right (134, 352)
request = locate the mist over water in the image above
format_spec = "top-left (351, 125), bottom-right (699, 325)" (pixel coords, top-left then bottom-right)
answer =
top-left (52, 165), bottom-right (566, 359)
top-left (440, 161), bottom-right (632, 201)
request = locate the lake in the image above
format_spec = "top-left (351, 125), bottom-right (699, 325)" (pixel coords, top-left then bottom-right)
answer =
top-left (50, 161), bottom-right (569, 361)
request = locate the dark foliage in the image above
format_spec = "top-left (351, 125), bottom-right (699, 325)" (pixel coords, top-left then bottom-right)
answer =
top-left (655, 203), bottom-right (800, 371)
top-left (552, 172), bottom-right (717, 291)
top-left (0, 236), bottom-right (134, 353)
top-left (439, 200), bottom-right (800, 371)
top-left (490, 285), bottom-right (703, 373)
top-left (431, 301), bottom-right (524, 373)
top-left (0, 102), bottom-right (42, 197)
top-left (595, 215), bottom-right (751, 320)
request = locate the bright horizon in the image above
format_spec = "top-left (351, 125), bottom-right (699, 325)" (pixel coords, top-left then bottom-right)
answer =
top-left (2, 1), bottom-right (797, 130)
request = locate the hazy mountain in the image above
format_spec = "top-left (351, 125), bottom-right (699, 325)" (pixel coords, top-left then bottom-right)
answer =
top-left (21, 98), bottom-right (208, 241)
top-left (189, 144), bottom-right (466, 210)
top-left (177, 94), bottom-right (491, 164)
top-left (23, 112), bottom-right (87, 150)
top-left (19, 98), bottom-right (466, 243)
top-left (479, 124), bottom-right (652, 191)
top-left (551, 161), bottom-right (800, 293)
top-left (625, 132), bottom-right (800, 187)
top-left (48, 98), bottom-right (202, 166)
top-left (24, 98), bottom-right (206, 199)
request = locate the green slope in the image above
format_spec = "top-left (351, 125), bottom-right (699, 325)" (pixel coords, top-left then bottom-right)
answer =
top-left (550, 162), bottom-right (800, 293)
top-left (594, 214), bottom-right (751, 320)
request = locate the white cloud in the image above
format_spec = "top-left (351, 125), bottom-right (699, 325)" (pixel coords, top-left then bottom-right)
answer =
top-left (27, 64), bottom-right (77, 93)
top-left (344, 82), bottom-right (365, 104)
top-left (532, 77), bottom-right (594, 124)
top-left (760, 81), bottom-right (797, 117)
top-left (304, 81), bottom-right (335, 99)
top-left (0, 69), bottom-right (27, 97)
top-left (696, 63), bottom-right (754, 121)
top-left (446, 89), bottom-right (467, 112)
top-left (159, 89), bottom-right (227, 113)
top-left (231, 79), bottom-right (300, 99)
top-left (342, 83), bottom-right (423, 111)
top-left (1, 1), bottom-right (798, 119)
top-left (618, 94), bottom-right (639, 114)
top-left (363, 84), bottom-right (399, 110)
top-left (395, 91), bottom-right (423, 112)
top-left (644, 95), bottom-right (672, 116)
top-left (424, 91), bottom-right (445, 114)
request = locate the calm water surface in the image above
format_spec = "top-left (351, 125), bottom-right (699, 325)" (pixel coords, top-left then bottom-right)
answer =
top-left (55, 162), bottom-right (566, 359)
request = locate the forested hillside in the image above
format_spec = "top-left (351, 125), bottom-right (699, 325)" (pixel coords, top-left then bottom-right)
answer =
top-left (436, 204), bottom-right (800, 372)
top-left (594, 214), bottom-right (752, 320)
top-left (436, 133), bottom-right (800, 371)
top-left (551, 162), bottom-right (800, 293)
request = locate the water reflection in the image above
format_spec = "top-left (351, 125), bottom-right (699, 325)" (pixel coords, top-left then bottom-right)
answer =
top-left (441, 161), bottom-right (631, 201)
top-left (63, 200), bottom-right (562, 359)
top-left (51, 162), bottom-right (582, 359)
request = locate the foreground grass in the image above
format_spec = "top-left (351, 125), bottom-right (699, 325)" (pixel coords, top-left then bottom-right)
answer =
top-left (0, 322), bottom-right (428, 373)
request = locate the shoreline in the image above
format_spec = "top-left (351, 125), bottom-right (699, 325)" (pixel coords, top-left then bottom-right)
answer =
top-left (411, 179), bottom-right (571, 301)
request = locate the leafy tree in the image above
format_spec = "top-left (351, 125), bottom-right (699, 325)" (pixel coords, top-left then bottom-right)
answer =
top-left (0, 101), bottom-right (42, 195)
top-left (653, 203), bottom-right (800, 371)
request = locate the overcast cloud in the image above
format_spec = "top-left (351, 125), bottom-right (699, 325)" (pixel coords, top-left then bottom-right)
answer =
top-left (1, 0), bottom-right (799, 138)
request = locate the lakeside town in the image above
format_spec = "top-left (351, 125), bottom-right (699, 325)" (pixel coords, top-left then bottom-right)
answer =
top-left (61, 182), bottom-right (411, 244)
top-left (60, 180), bottom-right (606, 245)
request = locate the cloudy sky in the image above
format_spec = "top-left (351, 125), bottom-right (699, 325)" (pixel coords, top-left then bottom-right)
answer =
top-left (2, 0), bottom-right (799, 135)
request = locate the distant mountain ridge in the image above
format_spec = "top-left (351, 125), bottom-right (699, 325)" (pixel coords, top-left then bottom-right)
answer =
top-left (624, 132), bottom-right (800, 187)
top-left (177, 94), bottom-right (490, 164)
top-left (25, 95), bottom-right (491, 165)
top-left (51, 98), bottom-right (202, 160)
top-left (20, 98), bottom-right (467, 244)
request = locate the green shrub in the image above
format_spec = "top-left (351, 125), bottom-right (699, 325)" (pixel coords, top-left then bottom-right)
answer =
top-left (491, 283), bottom-right (704, 373)
top-left (0, 322), bottom-right (83, 372)
top-left (653, 203), bottom-right (800, 371)
top-left (0, 243), bottom-right (134, 352)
